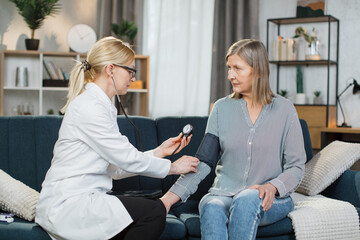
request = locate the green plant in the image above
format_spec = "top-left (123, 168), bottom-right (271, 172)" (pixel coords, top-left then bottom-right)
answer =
top-left (296, 65), bottom-right (304, 93)
top-left (314, 90), bottom-right (321, 97)
top-left (279, 89), bottom-right (288, 98)
top-left (47, 108), bottom-right (54, 115)
top-left (111, 20), bottom-right (138, 43)
top-left (9, 0), bottom-right (61, 39)
top-left (293, 27), bottom-right (317, 47)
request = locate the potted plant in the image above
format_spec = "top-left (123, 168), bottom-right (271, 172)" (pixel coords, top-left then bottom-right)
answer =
top-left (9, 0), bottom-right (61, 50)
top-left (293, 26), bottom-right (320, 60)
top-left (279, 89), bottom-right (288, 98)
top-left (295, 65), bottom-right (306, 104)
top-left (111, 20), bottom-right (138, 45)
top-left (313, 90), bottom-right (322, 104)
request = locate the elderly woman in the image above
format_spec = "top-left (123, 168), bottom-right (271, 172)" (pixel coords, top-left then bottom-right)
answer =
top-left (161, 39), bottom-right (306, 240)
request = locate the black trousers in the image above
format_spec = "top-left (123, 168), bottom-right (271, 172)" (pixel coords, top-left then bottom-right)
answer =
top-left (110, 196), bottom-right (166, 240)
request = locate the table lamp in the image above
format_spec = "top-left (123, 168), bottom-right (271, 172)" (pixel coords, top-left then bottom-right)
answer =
top-left (337, 78), bottom-right (360, 127)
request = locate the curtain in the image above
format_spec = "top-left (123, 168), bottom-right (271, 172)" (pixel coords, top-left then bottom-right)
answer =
top-left (210, 0), bottom-right (259, 104)
top-left (97, 0), bottom-right (144, 53)
top-left (142, 0), bottom-right (215, 117)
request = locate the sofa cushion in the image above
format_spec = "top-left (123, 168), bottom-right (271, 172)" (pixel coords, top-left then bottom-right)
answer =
top-left (296, 141), bottom-right (360, 196)
top-left (0, 217), bottom-right (50, 240)
top-left (0, 170), bottom-right (39, 221)
top-left (322, 169), bottom-right (360, 209)
top-left (34, 116), bottom-right (63, 191)
top-left (299, 119), bottom-right (313, 162)
top-left (113, 116), bottom-right (163, 193)
top-left (8, 117), bottom-right (38, 191)
top-left (257, 217), bottom-right (294, 237)
top-left (156, 116), bottom-right (209, 196)
top-left (0, 118), bottom-right (9, 172)
top-left (159, 214), bottom-right (187, 240)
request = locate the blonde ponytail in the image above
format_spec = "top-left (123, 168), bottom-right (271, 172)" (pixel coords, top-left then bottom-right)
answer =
top-left (60, 62), bottom-right (85, 113)
top-left (61, 36), bottom-right (135, 113)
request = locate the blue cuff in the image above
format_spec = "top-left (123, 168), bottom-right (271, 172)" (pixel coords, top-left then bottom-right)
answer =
top-left (195, 133), bottom-right (220, 168)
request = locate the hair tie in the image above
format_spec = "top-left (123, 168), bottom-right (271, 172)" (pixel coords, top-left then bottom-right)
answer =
top-left (81, 60), bottom-right (91, 72)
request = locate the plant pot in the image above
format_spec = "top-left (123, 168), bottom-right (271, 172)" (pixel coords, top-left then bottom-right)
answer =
top-left (305, 40), bottom-right (320, 60)
top-left (25, 38), bottom-right (40, 51)
top-left (295, 93), bottom-right (307, 104)
top-left (313, 96), bottom-right (322, 105)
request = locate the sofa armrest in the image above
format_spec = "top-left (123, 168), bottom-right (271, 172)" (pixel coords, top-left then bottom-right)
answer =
top-left (321, 169), bottom-right (360, 209)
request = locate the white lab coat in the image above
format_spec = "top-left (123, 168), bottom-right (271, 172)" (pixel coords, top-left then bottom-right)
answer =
top-left (35, 83), bottom-right (171, 240)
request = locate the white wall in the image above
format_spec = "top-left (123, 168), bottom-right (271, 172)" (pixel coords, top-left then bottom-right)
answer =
top-left (1, 0), bottom-right (359, 125)
top-left (0, 0), bottom-right (98, 51)
top-left (259, 0), bottom-right (360, 127)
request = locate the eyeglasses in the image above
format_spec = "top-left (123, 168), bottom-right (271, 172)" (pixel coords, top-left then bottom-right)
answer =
top-left (113, 64), bottom-right (136, 78)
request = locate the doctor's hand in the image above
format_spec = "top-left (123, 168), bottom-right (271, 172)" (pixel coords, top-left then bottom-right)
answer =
top-left (154, 133), bottom-right (192, 158)
top-left (168, 156), bottom-right (199, 175)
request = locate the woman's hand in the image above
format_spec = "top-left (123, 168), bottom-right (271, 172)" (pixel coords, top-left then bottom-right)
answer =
top-left (154, 133), bottom-right (192, 158)
top-left (248, 183), bottom-right (278, 211)
top-left (160, 192), bottom-right (181, 214)
top-left (168, 156), bottom-right (199, 175)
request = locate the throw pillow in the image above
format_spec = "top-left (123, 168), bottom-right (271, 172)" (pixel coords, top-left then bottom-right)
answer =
top-left (0, 170), bottom-right (39, 221)
top-left (296, 140), bottom-right (360, 196)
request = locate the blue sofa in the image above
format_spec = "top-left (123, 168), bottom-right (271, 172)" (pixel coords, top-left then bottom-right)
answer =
top-left (0, 116), bottom-right (359, 240)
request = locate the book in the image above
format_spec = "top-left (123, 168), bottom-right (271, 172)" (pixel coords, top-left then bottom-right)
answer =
top-left (279, 39), bottom-right (288, 61)
top-left (57, 67), bottom-right (64, 80)
top-left (49, 61), bottom-right (61, 79)
top-left (272, 39), bottom-right (280, 61)
top-left (287, 39), bottom-right (297, 61)
top-left (43, 60), bottom-right (56, 79)
top-left (60, 67), bottom-right (69, 80)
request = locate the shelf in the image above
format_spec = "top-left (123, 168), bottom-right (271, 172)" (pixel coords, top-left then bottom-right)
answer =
top-left (42, 87), bottom-right (68, 91)
top-left (268, 15), bottom-right (339, 25)
top-left (1, 51), bottom-right (150, 116)
top-left (39, 88), bottom-right (148, 93)
top-left (321, 127), bottom-right (360, 134)
top-left (270, 60), bottom-right (337, 66)
top-left (127, 89), bottom-right (148, 93)
top-left (2, 50), bottom-right (86, 58)
top-left (267, 16), bottom-right (340, 149)
top-left (4, 87), bottom-right (40, 91)
top-left (295, 104), bottom-right (336, 107)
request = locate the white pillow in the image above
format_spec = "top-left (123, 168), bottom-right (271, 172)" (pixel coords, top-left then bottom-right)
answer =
top-left (296, 141), bottom-right (360, 196)
top-left (0, 170), bottom-right (39, 221)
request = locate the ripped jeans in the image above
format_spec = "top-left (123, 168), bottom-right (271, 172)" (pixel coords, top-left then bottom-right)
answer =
top-left (199, 189), bottom-right (294, 240)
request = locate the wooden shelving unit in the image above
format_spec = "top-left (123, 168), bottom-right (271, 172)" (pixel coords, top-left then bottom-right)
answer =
top-left (266, 15), bottom-right (340, 149)
top-left (0, 50), bottom-right (150, 116)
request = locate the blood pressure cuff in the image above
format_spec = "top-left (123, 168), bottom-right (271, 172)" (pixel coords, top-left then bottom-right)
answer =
top-left (169, 133), bottom-right (220, 202)
top-left (195, 133), bottom-right (220, 168)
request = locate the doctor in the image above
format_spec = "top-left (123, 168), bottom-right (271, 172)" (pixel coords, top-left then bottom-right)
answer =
top-left (35, 36), bottom-right (199, 240)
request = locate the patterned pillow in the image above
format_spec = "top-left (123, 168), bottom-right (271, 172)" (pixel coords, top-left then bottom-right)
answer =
top-left (0, 170), bottom-right (39, 221)
top-left (296, 141), bottom-right (360, 196)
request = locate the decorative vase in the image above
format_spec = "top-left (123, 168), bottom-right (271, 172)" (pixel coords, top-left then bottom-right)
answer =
top-left (15, 67), bottom-right (28, 87)
top-left (305, 40), bottom-right (320, 60)
top-left (295, 93), bottom-right (307, 104)
top-left (313, 96), bottom-right (322, 105)
top-left (25, 39), bottom-right (40, 51)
